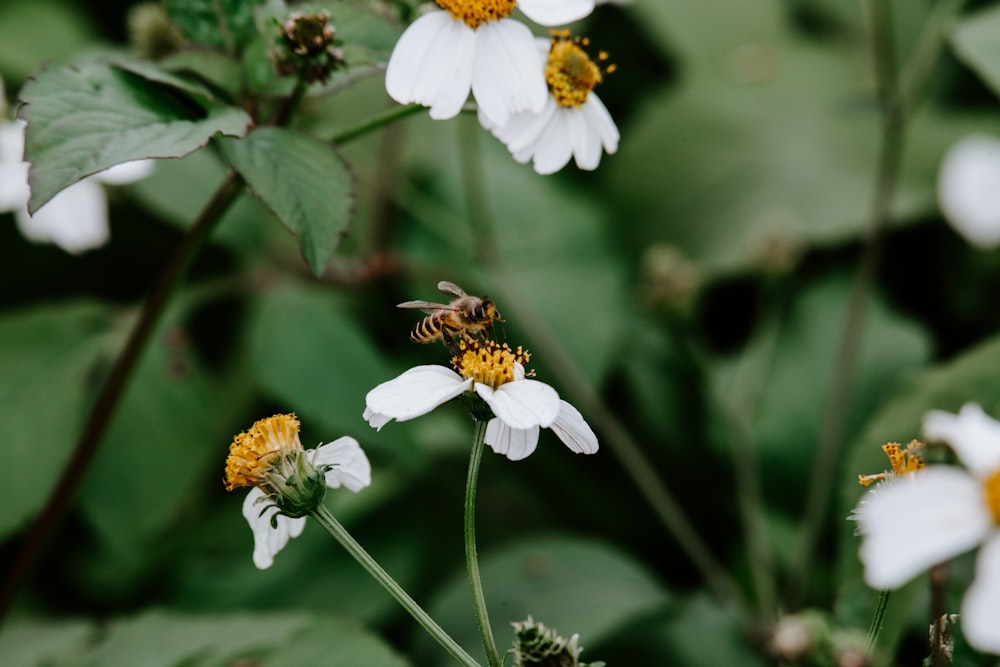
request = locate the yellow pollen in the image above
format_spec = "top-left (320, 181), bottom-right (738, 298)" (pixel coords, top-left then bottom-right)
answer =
top-left (434, 0), bottom-right (516, 29)
top-left (224, 413), bottom-right (303, 491)
top-left (984, 470), bottom-right (1000, 525)
top-left (858, 440), bottom-right (925, 487)
top-left (545, 30), bottom-right (614, 108)
top-left (452, 339), bottom-right (531, 389)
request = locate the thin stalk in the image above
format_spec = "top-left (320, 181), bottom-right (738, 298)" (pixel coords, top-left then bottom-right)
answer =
top-left (311, 504), bottom-right (481, 667)
top-left (787, 0), bottom-right (903, 606)
top-left (929, 564), bottom-right (948, 667)
top-left (465, 420), bottom-right (503, 667)
top-left (866, 589), bottom-right (891, 656)
top-left (330, 103), bottom-right (425, 145)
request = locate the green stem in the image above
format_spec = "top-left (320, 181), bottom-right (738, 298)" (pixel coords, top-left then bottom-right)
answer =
top-left (866, 589), bottom-right (891, 656)
top-left (466, 420), bottom-right (503, 667)
top-left (331, 103), bottom-right (426, 145)
top-left (311, 505), bottom-right (481, 667)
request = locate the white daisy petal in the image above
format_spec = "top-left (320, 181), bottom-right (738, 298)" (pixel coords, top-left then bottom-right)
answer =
top-left (498, 98), bottom-right (557, 157)
top-left (530, 110), bottom-right (574, 174)
top-left (17, 179), bottom-right (108, 254)
top-left (0, 122), bottom-right (29, 212)
top-left (314, 436), bottom-right (372, 492)
top-left (518, 0), bottom-right (596, 26)
top-left (581, 92), bottom-right (619, 154)
top-left (475, 378), bottom-right (559, 430)
top-left (484, 418), bottom-right (539, 460)
top-left (856, 467), bottom-right (993, 589)
top-left (923, 403), bottom-right (1000, 478)
top-left (242, 487), bottom-right (306, 570)
top-left (365, 365), bottom-right (471, 429)
top-left (471, 20), bottom-right (546, 126)
top-left (93, 159), bottom-right (156, 185)
top-left (549, 400), bottom-right (599, 454)
top-left (961, 533), bottom-right (1000, 654)
top-left (938, 134), bottom-right (1000, 249)
top-left (386, 12), bottom-right (475, 120)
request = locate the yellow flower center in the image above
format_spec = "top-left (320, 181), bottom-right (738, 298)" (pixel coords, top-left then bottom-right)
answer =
top-left (224, 414), bottom-right (303, 491)
top-left (983, 469), bottom-right (1000, 525)
top-left (434, 0), bottom-right (516, 29)
top-left (858, 440), bottom-right (925, 487)
top-left (452, 339), bottom-right (531, 389)
top-left (545, 31), bottom-right (615, 108)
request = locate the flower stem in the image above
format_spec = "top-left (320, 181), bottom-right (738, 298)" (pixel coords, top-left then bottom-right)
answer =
top-left (311, 505), bottom-right (481, 667)
top-left (466, 420), bottom-right (503, 667)
top-left (866, 589), bottom-right (891, 655)
top-left (330, 103), bottom-right (426, 145)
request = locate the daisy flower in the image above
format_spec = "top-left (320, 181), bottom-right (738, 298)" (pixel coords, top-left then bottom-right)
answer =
top-left (853, 403), bottom-right (1000, 654)
top-left (938, 134), bottom-right (1000, 249)
top-left (0, 117), bottom-right (154, 254)
top-left (480, 31), bottom-right (618, 174)
top-left (224, 414), bottom-right (371, 569)
top-left (384, 0), bottom-right (595, 125)
top-left (364, 339), bottom-right (598, 461)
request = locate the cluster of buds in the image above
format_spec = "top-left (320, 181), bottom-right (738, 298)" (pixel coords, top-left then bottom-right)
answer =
top-left (271, 10), bottom-right (346, 84)
top-left (510, 616), bottom-right (604, 667)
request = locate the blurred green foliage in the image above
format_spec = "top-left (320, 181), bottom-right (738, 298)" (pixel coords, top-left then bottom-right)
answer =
top-left (4, 0), bottom-right (1000, 665)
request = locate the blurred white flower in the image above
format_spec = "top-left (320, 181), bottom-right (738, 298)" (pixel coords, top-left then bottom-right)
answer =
top-left (853, 403), bottom-right (1000, 654)
top-left (480, 33), bottom-right (618, 174)
top-left (938, 134), bottom-right (1000, 249)
top-left (225, 414), bottom-right (372, 569)
top-left (364, 339), bottom-right (598, 460)
top-left (385, 0), bottom-right (594, 125)
top-left (0, 118), bottom-right (154, 254)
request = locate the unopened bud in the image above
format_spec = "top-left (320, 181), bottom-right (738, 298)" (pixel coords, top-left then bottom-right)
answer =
top-left (127, 2), bottom-right (185, 60)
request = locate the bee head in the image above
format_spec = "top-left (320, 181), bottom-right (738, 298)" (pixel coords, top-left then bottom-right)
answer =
top-left (482, 299), bottom-right (503, 323)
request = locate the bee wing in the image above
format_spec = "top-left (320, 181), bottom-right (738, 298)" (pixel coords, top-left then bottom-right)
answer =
top-left (437, 281), bottom-right (468, 298)
top-left (397, 300), bottom-right (455, 314)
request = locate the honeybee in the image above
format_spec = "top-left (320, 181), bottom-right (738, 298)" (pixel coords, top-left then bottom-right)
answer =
top-left (397, 281), bottom-right (502, 353)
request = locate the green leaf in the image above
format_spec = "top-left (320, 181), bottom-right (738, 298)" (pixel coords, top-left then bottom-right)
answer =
top-left (18, 62), bottom-right (252, 212)
top-left (950, 3), bottom-right (1000, 102)
top-left (0, 618), bottom-right (94, 667)
top-left (165, 0), bottom-right (265, 53)
top-left (419, 535), bottom-right (670, 664)
top-left (246, 284), bottom-right (392, 439)
top-left (0, 302), bottom-right (119, 541)
top-left (110, 58), bottom-right (219, 105)
top-left (218, 127), bottom-right (354, 276)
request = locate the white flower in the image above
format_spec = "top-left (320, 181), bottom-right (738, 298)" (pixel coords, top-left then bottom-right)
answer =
top-left (938, 134), bottom-right (1000, 249)
top-left (385, 0), bottom-right (595, 125)
top-left (0, 118), bottom-right (154, 254)
top-left (480, 33), bottom-right (619, 174)
top-left (363, 339), bottom-right (598, 461)
top-left (225, 414), bottom-right (372, 569)
top-left (853, 402), bottom-right (1000, 654)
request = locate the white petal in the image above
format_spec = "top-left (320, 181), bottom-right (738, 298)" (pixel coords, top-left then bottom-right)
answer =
top-left (313, 436), bottom-right (372, 492)
top-left (0, 122), bottom-right (29, 212)
top-left (855, 467), bottom-right (992, 589)
top-left (517, 0), bottom-right (596, 26)
top-left (549, 400), bottom-right (598, 454)
top-left (16, 179), bottom-right (108, 253)
top-left (93, 159), bottom-right (155, 185)
top-left (581, 93), bottom-right (619, 154)
top-left (364, 365), bottom-right (471, 429)
top-left (476, 379), bottom-right (559, 430)
top-left (471, 20), bottom-right (546, 126)
top-left (484, 418), bottom-right (539, 460)
top-left (242, 487), bottom-right (306, 570)
top-left (495, 98), bottom-right (558, 158)
top-left (961, 533), bottom-right (1000, 654)
top-left (385, 12), bottom-right (475, 120)
top-left (923, 403), bottom-right (1000, 478)
top-left (530, 108), bottom-right (574, 175)
top-left (938, 134), bottom-right (1000, 249)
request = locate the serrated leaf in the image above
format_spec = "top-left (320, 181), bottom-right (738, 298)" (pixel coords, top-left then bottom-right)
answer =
top-left (18, 62), bottom-right (252, 212)
top-left (165, 0), bottom-right (265, 53)
top-left (110, 58), bottom-right (219, 105)
top-left (0, 302), bottom-right (119, 540)
top-left (218, 127), bottom-right (353, 275)
top-left (419, 536), bottom-right (670, 664)
top-left (950, 3), bottom-right (1000, 102)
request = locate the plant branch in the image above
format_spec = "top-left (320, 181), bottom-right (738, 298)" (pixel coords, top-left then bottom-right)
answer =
top-left (465, 420), bottom-right (502, 667)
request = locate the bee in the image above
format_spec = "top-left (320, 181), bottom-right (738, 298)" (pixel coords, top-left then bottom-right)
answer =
top-left (397, 281), bottom-right (502, 353)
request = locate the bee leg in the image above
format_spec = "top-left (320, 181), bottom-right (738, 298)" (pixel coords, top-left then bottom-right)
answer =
top-left (444, 337), bottom-right (461, 356)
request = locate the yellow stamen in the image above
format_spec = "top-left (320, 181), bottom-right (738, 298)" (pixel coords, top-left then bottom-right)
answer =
top-left (545, 30), bottom-right (614, 108)
top-left (858, 440), bottom-right (925, 487)
top-left (434, 0), bottom-right (516, 29)
top-left (983, 470), bottom-right (1000, 525)
top-left (224, 414), bottom-right (303, 491)
top-left (452, 339), bottom-right (531, 389)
